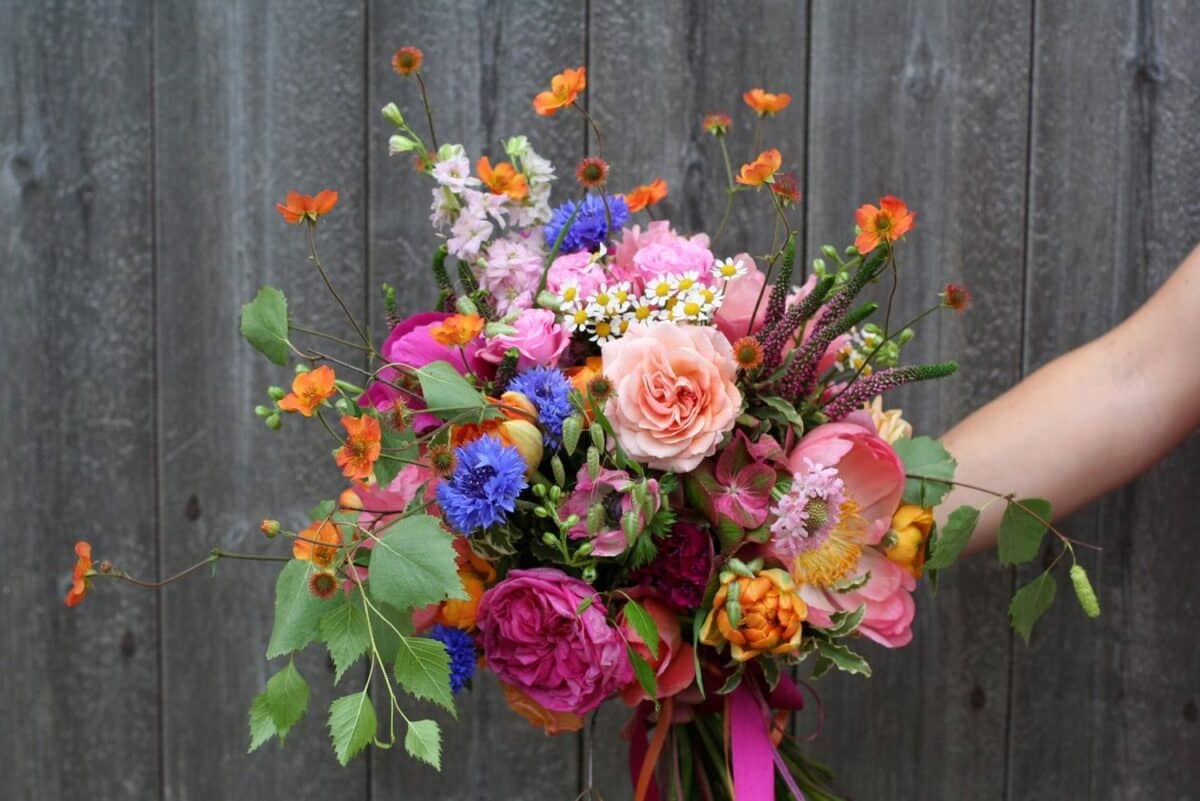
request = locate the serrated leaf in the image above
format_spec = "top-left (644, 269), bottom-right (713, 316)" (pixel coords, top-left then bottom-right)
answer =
top-left (367, 515), bottom-right (467, 612)
top-left (925, 505), bottom-right (980, 571)
top-left (328, 691), bottom-right (377, 766)
top-left (369, 602), bottom-right (415, 664)
top-left (758, 395), bottom-right (806, 434)
top-left (375, 427), bottom-right (418, 487)
top-left (716, 663), bottom-right (745, 695)
top-left (240, 286), bottom-right (290, 365)
top-left (265, 659), bottom-right (310, 738)
top-left (394, 635), bottom-right (455, 715)
top-left (997, 499), bottom-right (1052, 566)
top-left (267, 560), bottom-right (338, 659)
top-left (248, 692), bottom-right (277, 752)
top-left (627, 645), bottom-right (658, 700)
top-left (621, 597), bottom-right (660, 659)
top-left (825, 605), bottom-right (867, 638)
top-left (816, 640), bottom-right (872, 677)
top-left (1010, 571), bottom-right (1057, 645)
top-left (319, 597), bottom-right (370, 684)
top-left (894, 436), bottom-right (956, 507)
top-left (308, 499), bottom-right (336, 521)
top-left (404, 719), bottom-right (442, 770)
top-left (760, 657), bottom-right (781, 691)
top-left (415, 360), bottom-right (487, 419)
top-left (810, 656), bottom-right (834, 681)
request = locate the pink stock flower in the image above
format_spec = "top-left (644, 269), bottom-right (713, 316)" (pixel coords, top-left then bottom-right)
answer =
top-left (618, 596), bottom-right (696, 705)
top-left (687, 431), bottom-right (782, 529)
top-left (478, 308), bottom-right (570, 370)
top-left (801, 548), bottom-right (917, 648)
top-left (478, 235), bottom-right (544, 314)
top-left (786, 411), bottom-right (904, 543)
top-left (560, 466), bottom-right (659, 557)
top-left (477, 568), bottom-right (632, 714)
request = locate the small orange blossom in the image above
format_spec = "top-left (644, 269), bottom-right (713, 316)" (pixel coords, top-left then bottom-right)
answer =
top-left (277, 365), bottom-right (337, 417)
top-left (477, 157), bottom-right (529, 200)
top-left (624, 178), bottom-right (669, 212)
top-left (532, 66), bottom-right (587, 116)
top-left (430, 313), bottom-right (484, 346)
top-left (736, 149), bottom-right (783, 187)
top-left (294, 520), bottom-right (342, 568)
top-left (64, 541), bottom-right (93, 608)
top-left (743, 88), bottom-right (792, 116)
top-left (275, 190), bottom-right (338, 224)
top-left (854, 195), bottom-right (915, 254)
top-left (392, 46), bottom-right (423, 76)
top-left (335, 415), bottom-right (382, 480)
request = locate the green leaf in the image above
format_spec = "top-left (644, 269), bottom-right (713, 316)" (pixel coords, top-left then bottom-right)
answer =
top-left (1009, 571), bottom-right (1057, 645)
top-left (716, 663), bottom-right (745, 695)
top-left (627, 645), bottom-right (658, 700)
top-left (375, 427), bottom-right (417, 487)
top-left (320, 597), bottom-right (370, 684)
top-left (368, 602), bottom-right (415, 665)
top-left (825, 605), bottom-right (867, 638)
top-left (248, 692), bottom-right (277, 752)
top-left (925, 505), bottom-right (980, 571)
top-left (404, 719), bottom-right (442, 770)
top-left (810, 656), bottom-right (834, 681)
top-left (367, 515), bottom-right (466, 612)
top-left (267, 560), bottom-right (338, 659)
top-left (760, 657), bottom-right (782, 691)
top-left (757, 395), bottom-right (806, 434)
top-left (327, 690), bottom-right (377, 766)
top-left (815, 639), bottom-right (872, 677)
top-left (621, 596), bottom-right (660, 659)
top-left (997, 498), bottom-right (1052, 566)
top-left (308, 499), bottom-right (336, 521)
top-left (415, 360), bottom-right (487, 418)
top-left (265, 659), bottom-right (310, 738)
top-left (394, 635), bottom-right (455, 715)
top-left (894, 436), bottom-right (956, 507)
top-left (240, 286), bottom-right (290, 365)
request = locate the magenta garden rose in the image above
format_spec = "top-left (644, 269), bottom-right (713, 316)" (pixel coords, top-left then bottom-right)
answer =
top-left (477, 567), bottom-right (632, 714)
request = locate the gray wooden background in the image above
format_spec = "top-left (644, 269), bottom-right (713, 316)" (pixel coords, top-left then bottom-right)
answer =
top-left (4, 1), bottom-right (1199, 799)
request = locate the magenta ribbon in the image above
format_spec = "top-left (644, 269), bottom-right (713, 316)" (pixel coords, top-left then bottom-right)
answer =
top-left (731, 676), bottom-right (809, 801)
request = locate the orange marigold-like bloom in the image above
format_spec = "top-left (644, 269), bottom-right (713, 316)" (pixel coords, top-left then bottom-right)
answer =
top-left (942, 282), bottom-right (972, 313)
top-left (736, 148), bottom-right (783, 187)
top-left (308, 570), bottom-right (339, 599)
top-left (293, 520), bottom-right (342, 568)
top-left (624, 178), bottom-right (669, 212)
top-left (854, 195), bottom-right (915, 254)
top-left (702, 112), bottom-right (732, 136)
top-left (64, 541), bottom-right (93, 608)
top-left (335, 415), bottom-right (382, 480)
top-left (732, 336), bottom-right (764, 370)
top-left (277, 365), bottom-right (337, 416)
top-left (392, 46), bottom-right (423, 76)
top-left (429, 313), bottom-right (485, 346)
top-left (275, 189), bottom-right (338, 224)
top-left (771, 172), bottom-right (802, 206)
top-left (532, 66), bottom-right (587, 116)
top-left (428, 444), bottom-right (457, 478)
top-left (575, 156), bottom-right (609, 189)
top-left (477, 157), bottom-right (529, 201)
top-left (743, 88), bottom-right (792, 116)
top-left (699, 568), bottom-right (806, 662)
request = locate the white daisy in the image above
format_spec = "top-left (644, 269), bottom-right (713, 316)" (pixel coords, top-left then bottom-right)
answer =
top-left (712, 257), bottom-right (748, 281)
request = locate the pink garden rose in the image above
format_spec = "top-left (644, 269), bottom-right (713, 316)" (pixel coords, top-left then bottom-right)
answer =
top-left (478, 568), bottom-right (632, 714)
top-left (601, 321), bottom-right (741, 472)
top-left (478, 308), bottom-right (569, 369)
top-left (546, 250), bottom-right (612, 298)
top-left (612, 222), bottom-right (713, 289)
top-left (618, 596), bottom-right (695, 705)
top-left (560, 466), bottom-right (660, 557)
top-left (786, 411), bottom-right (904, 543)
top-left (800, 549), bottom-right (916, 648)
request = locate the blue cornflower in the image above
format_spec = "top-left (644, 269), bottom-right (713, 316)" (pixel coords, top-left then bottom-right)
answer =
top-left (427, 625), bottom-right (476, 694)
top-left (508, 366), bottom-right (574, 447)
top-left (435, 435), bottom-right (527, 533)
top-left (543, 194), bottom-right (630, 254)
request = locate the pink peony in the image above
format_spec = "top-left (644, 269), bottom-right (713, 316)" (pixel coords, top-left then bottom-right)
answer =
top-left (560, 466), bottom-right (659, 557)
top-left (618, 596), bottom-right (696, 705)
top-left (477, 568), bottom-right (632, 714)
top-left (612, 222), bottom-right (713, 290)
top-left (801, 549), bottom-right (916, 648)
top-left (786, 411), bottom-right (904, 543)
top-left (478, 308), bottom-right (570, 370)
top-left (601, 322), bottom-right (741, 472)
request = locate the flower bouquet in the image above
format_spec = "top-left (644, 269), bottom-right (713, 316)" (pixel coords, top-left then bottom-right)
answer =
top-left (67, 49), bottom-right (1102, 800)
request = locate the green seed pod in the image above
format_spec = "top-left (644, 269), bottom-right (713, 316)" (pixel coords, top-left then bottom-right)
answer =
top-left (582, 565), bottom-right (598, 583)
top-left (455, 296), bottom-right (480, 317)
top-left (561, 415), bottom-right (583, 455)
top-left (536, 290), bottom-right (562, 311)
top-left (548, 485), bottom-right (562, 503)
top-left (484, 322), bottom-right (519, 338)
top-left (1070, 564), bottom-right (1101, 618)
top-left (532, 483), bottom-right (547, 498)
top-left (265, 413), bottom-right (281, 430)
top-left (551, 454), bottom-right (566, 487)
top-left (589, 421), bottom-right (605, 452)
top-left (532, 506), bottom-right (550, 519)
top-left (542, 532), bottom-right (559, 546)
top-left (587, 446), bottom-right (600, 481)
top-left (587, 503), bottom-right (606, 536)
top-left (575, 541), bottom-right (594, 558)
top-left (562, 514), bottom-right (580, 529)
top-left (294, 363), bottom-right (310, 374)
top-left (622, 510), bottom-right (640, 541)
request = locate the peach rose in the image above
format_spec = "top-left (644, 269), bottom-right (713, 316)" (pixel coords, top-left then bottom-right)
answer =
top-left (601, 322), bottom-right (741, 472)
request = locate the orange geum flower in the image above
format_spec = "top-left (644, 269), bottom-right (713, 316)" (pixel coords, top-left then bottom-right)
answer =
top-left (335, 415), bottom-right (382, 480)
top-left (854, 195), bottom-right (915, 254)
top-left (64, 541), bottom-right (93, 608)
top-left (392, 46), bottom-right (423, 76)
top-left (429, 313), bottom-right (485, 346)
top-left (736, 148), bottom-right (783, 187)
top-left (436, 537), bottom-right (498, 630)
top-left (532, 66), bottom-right (587, 116)
top-left (275, 189), bottom-right (338, 224)
top-left (575, 156), bottom-right (610, 189)
top-left (743, 88), bottom-right (792, 117)
top-left (624, 178), bottom-right (669, 213)
top-left (942, 282), bottom-right (972, 313)
top-left (702, 112), bottom-right (732, 136)
top-left (477, 157), bottom-right (529, 201)
top-left (293, 520), bottom-right (342, 569)
top-left (277, 365), bottom-right (337, 417)
top-left (771, 171), bottom-right (802, 206)
top-left (699, 567), bottom-right (806, 662)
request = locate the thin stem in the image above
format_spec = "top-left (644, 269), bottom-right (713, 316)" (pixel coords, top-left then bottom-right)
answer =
top-left (414, 72), bottom-right (438, 150)
top-left (882, 250), bottom-right (899, 335)
top-left (104, 549), bottom-right (290, 590)
top-left (306, 222), bottom-right (373, 350)
top-left (291, 323), bottom-right (372, 353)
top-left (712, 138), bottom-right (738, 250)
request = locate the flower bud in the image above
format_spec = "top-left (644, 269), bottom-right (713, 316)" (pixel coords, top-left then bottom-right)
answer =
top-left (338, 488), bottom-right (363, 512)
top-left (485, 322), bottom-right (520, 338)
top-left (260, 519), bottom-right (281, 538)
top-left (562, 514), bottom-right (580, 529)
top-left (821, 244), bottom-right (840, 261)
top-left (294, 363), bottom-right (310, 374)
top-left (499, 390), bottom-right (538, 421)
top-left (500, 419), bottom-right (544, 476)
top-left (381, 102), bottom-right (406, 127)
top-left (389, 135), bottom-right (418, 156)
top-left (267, 385), bottom-right (286, 401)
top-left (265, 413), bottom-right (282, 430)
top-left (536, 291), bottom-right (562, 311)
top-left (455, 296), bottom-right (480, 317)
top-left (254, 404), bottom-right (272, 417)
top-left (542, 532), bottom-right (559, 546)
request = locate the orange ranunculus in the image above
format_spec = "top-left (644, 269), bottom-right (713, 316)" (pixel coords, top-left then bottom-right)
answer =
top-left (477, 157), bottom-right (529, 201)
top-left (293, 520), bottom-right (342, 568)
top-left (500, 681), bottom-right (584, 735)
top-left (64, 541), bottom-right (93, 607)
top-left (277, 365), bottom-right (337, 417)
top-left (699, 568), bottom-right (806, 662)
top-left (854, 195), bottom-right (915, 254)
top-left (335, 415), bottom-right (382, 480)
top-left (883, 504), bottom-right (935, 578)
top-left (275, 190), bottom-right (338, 224)
top-left (624, 178), bottom-right (668, 212)
top-left (532, 66), bottom-right (586, 116)
top-left (429, 313), bottom-right (484, 347)
top-left (437, 537), bottom-right (498, 630)
top-left (736, 149), bottom-right (783, 187)
top-left (743, 88), bottom-right (792, 116)
top-left (392, 46), bottom-right (423, 76)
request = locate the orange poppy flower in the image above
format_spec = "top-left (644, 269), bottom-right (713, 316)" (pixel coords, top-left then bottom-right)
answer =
top-left (275, 190), bottom-right (338, 224)
top-left (854, 195), bottom-right (915, 254)
top-left (429, 313), bottom-right (485, 346)
top-left (476, 157), bottom-right (529, 201)
top-left (743, 88), bottom-right (792, 116)
top-left (532, 66), bottom-right (587, 116)
top-left (293, 520), bottom-right (342, 568)
top-left (736, 149), bottom-right (783, 187)
top-left (624, 178), bottom-right (669, 212)
top-left (392, 46), bottom-right (423, 76)
top-left (335, 415), bottom-right (383, 480)
top-left (64, 541), bottom-right (93, 608)
top-left (277, 365), bottom-right (337, 417)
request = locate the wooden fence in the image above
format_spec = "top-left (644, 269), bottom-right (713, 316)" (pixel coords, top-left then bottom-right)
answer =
top-left (4, 1), bottom-right (1199, 799)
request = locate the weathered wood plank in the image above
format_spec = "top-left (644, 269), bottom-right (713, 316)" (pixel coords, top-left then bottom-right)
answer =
top-left (366, 2), bottom-right (587, 798)
top-left (1010, 1), bottom-right (1200, 798)
top-left (154, 2), bottom-right (370, 798)
top-left (805, 2), bottom-right (1031, 797)
top-left (0, 2), bottom-right (159, 799)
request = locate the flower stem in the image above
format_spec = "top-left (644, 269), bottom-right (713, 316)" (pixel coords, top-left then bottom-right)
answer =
top-left (305, 222), bottom-right (373, 351)
top-left (415, 72), bottom-right (439, 151)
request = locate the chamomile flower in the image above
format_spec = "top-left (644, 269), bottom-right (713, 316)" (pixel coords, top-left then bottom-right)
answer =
top-left (644, 275), bottom-right (678, 305)
top-left (712, 257), bottom-right (748, 281)
top-left (670, 291), bottom-right (712, 322)
top-left (590, 317), bottom-right (619, 344)
top-left (556, 279), bottom-right (583, 307)
top-left (589, 283), bottom-right (628, 316)
top-left (561, 300), bottom-right (591, 334)
top-left (695, 283), bottom-right (725, 312)
top-left (675, 271), bottom-right (702, 294)
top-left (625, 300), bottom-right (659, 326)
